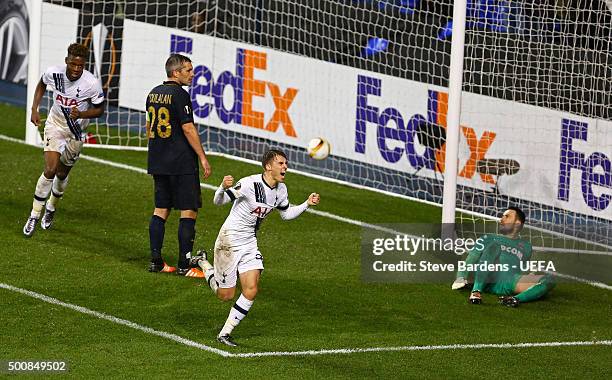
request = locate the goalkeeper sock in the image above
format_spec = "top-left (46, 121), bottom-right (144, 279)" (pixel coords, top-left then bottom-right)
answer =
top-left (456, 249), bottom-right (482, 279)
top-left (178, 218), bottom-right (196, 268)
top-left (219, 294), bottom-right (253, 337)
top-left (515, 274), bottom-right (556, 303)
top-left (31, 173), bottom-right (53, 218)
top-left (471, 242), bottom-right (501, 292)
top-left (149, 215), bottom-right (166, 264)
top-left (46, 175), bottom-right (69, 212)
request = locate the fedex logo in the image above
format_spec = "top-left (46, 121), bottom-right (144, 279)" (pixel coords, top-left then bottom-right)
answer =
top-left (558, 119), bottom-right (611, 211)
top-left (56, 94), bottom-right (78, 107)
top-left (355, 75), bottom-right (496, 183)
top-left (188, 51), bottom-right (298, 136)
top-left (170, 34), bottom-right (298, 136)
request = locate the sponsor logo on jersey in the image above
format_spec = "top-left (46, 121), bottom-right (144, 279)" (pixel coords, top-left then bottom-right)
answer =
top-left (55, 94), bottom-right (78, 107)
top-left (251, 207), bottom-right (272, 218)
top-left (500, 244), bottom-right (523, 260)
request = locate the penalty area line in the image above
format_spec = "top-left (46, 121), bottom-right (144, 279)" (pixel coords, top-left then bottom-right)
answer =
top-left (1, 283), bottom-right (611, 358)
top-left (235, 340), bottom-right (612, 358)
top-left (547, 272), bottom-right (612, 291)
top-left (0, 282), bottom-right (232, 358)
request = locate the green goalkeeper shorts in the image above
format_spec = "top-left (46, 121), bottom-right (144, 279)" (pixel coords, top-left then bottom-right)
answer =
top-left (485, 274), bottom-right (522, 296)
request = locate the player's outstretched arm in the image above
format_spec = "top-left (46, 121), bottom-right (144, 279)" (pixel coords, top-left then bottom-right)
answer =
top-left (278, 193), bottom-right (320, 220)
top-left (213, 175), bottom-right (240, 205)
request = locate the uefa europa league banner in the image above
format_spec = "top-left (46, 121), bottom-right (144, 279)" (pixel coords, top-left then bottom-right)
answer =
top-left (0, 0), bottom-right (30, 84)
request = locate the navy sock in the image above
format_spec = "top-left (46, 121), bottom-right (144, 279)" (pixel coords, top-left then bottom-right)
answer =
top-left (149, 215), bottom-right (166, 265)
top-left (178, 217), bottom-right (196, 268)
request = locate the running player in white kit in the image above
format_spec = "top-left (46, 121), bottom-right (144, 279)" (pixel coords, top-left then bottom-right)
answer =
top-left (196, 149), bottom-right (320, 346)
top-left (23, 43), bottom-right (105, 237)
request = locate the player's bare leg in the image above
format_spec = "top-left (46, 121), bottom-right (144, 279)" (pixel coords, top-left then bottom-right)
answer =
top-left (24, 151), bottom-right (61, 237)
top-left (216, 269), bottom-right (260, 347)
top-left (514, 273), bottom-right (543, 293)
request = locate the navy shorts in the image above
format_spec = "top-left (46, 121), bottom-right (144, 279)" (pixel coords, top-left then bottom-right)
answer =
top-left (153, 174), bottom-right (202, 210)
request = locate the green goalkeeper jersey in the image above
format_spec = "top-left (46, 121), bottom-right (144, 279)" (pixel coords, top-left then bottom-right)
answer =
top-left (471, 234), bottom-right (532, 290)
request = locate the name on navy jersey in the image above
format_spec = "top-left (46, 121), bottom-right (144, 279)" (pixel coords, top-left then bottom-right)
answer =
top-left (147, 93), bottom-right (173, 105)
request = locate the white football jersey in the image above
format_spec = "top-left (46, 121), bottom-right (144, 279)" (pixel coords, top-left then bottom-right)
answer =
top-left (220, 174), bottom-right (290, 247)
top-left (42, 65), bottom-right (105, 140)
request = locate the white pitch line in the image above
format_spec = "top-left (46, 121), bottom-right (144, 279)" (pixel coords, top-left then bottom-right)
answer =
top-left (0, 283), bottom-right (232, 358)
top-left (235, 340), bottom-right (612, 358)
top-left (0, 134), bottom-right (27, 144)
top-left (78, 153), bottom-right (612, 256)
top-left (80, 154), bottom-right (149, 174)
top-left (2, 284), bottom-right (611, 359)
top-left (546, 272), bottom-right (612, 291)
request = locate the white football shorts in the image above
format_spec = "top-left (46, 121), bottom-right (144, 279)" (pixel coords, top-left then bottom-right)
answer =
top-left (43, 119), bottom-right (83, 167)
top-left (213, 229), bottom-right (264, 289)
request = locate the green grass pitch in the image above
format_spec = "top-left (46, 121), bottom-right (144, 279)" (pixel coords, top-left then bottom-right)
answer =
top-left (0, 103), bottom-right (610, 378)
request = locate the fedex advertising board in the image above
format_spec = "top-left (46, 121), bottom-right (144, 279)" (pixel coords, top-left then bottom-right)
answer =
top-left (119, 19), bottom-right (611, 221)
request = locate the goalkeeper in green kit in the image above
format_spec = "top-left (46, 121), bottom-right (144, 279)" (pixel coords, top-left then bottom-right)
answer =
top-left (452, 207), bottom-right (556, 307)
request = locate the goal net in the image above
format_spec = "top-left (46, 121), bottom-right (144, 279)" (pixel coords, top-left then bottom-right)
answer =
top-left (455, 0), bottom-right (611, 253)
top-left (28, 0), bottom-right (611, 252)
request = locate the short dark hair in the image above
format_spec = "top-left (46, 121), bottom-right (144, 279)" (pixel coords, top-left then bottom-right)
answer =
top-left (507, 206), bottom-right (526, 224)
top-left (262, 149), bottom-right (287, 169)
top-left (67, 43), bottom-right (89, 59)
top-left (165, 54), bottom-right (191, 77)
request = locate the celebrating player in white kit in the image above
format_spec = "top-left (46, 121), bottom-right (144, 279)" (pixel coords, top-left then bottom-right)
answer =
top-left (196, 149), bottom-right (320, 347)
top-left (23, 43), bottom-right (105, 237)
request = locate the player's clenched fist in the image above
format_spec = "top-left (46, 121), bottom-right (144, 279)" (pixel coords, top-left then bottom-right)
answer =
top-left (307, 193), bottom-right (320, 206)
top-left (31, 110), bottom-right (41, 127)
top-left (69, 106), bottom-right (81, 120)
top-left (222, 175), bottom-right (234, 189)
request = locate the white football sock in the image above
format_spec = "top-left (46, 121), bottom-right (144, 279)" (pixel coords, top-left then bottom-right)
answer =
top-left (46, 175), bottom-right (69, 212)
top-left (31, 173), bottom-right (53, 218)
top-left (199, 260), bottom-right (218, 294)
top-left (219, 294), bottom-right (253, 337)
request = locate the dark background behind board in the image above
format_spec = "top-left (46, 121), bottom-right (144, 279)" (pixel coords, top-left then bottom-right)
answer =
top-left (46, 0), bottom-right (611, 120)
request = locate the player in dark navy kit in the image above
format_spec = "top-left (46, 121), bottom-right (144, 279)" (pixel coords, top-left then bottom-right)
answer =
top-left (146, 54), bottom-right (212, 277)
